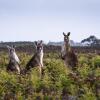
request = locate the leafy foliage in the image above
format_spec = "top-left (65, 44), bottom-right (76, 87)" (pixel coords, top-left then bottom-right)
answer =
top-left (0, 52), bottom-right (100, 99)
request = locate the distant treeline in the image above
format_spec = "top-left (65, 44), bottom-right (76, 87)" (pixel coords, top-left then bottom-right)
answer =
top-left (0, 41), bottom-right (34, 47)
top-left (0, 42), bottom-right (100, 54)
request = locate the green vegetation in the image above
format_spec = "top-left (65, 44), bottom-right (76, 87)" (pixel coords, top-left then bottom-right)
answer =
top-left (0, 52), bottom-right (100, 100)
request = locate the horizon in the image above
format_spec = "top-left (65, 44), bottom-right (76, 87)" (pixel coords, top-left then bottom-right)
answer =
top-left (0, 33), bottom-right (99, 44)
top-left (0, 0), bottom-right (100, 42)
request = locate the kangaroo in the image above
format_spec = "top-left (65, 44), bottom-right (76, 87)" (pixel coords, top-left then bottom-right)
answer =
top-left (61, 32), bottom-right (78, 70)
top-left (7, 45), bottom-right (20, 74)
top-left (25, 40), bottom-right (44, 77)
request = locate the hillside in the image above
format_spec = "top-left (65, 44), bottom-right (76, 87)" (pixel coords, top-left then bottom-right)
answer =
top-left (81, 35), bottom-right (100, 46)
top-left (0, 35), bottom-right (99, 47)
top-left (48, 40), bottom-right (83, 47)
top-left (48, 35), bottom-right (100, 47)
top-left (0, 41), bottom-right (34, 47)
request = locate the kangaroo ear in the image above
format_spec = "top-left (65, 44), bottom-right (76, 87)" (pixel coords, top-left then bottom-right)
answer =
top-left (34, 41), bottom-right (38, 49)
top-left (11, 45), bottom-right (16, 49)
top-left (63, 32), bottom-right (66, 36)
top-left (40, 40), bottom-right (43, 44)
top-left (67, 32), bottom-right (70, 36)
top-left (34, 41), bottom-right (38, 46)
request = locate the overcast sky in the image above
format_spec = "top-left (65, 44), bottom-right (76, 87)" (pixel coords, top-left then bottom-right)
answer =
top-left (0, 0), bottom-right (100, 42)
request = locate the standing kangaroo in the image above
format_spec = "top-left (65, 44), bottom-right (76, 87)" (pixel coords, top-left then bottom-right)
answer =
top-left (25, 40), bottom-right (44, 77)
top-left (61, 32), bottom-right (78, 70)
top-left (7, 45), bottom-right (20, 74)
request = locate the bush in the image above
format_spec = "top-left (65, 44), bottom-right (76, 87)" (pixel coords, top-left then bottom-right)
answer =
top-left (0, 52), bottom-right (99, 99)
top-left (92, 56), bottom-right (100, 68)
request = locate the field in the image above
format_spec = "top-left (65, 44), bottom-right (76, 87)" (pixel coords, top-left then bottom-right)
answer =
top-left (0, 46), bottom-right (100, 100)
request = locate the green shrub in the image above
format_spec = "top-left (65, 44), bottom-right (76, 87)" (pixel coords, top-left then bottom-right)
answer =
top-left (0, 52), bottom-right (99, 99)
top-left (92, 56), bottom-right (100, 68)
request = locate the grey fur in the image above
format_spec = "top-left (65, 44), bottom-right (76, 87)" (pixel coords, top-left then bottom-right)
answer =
top-left (7, 45), bottom-right (20, 74)
top-left (61, 32), bottom-right (78, 70)
top-left (25, 41), bottom-right (44, 76)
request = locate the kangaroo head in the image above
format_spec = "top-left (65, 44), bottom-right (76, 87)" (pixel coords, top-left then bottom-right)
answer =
top-left (7, 45), bottom-right (15, 55)
top-left (63, 32), bottom-right (70, 43)
top-left (34, 40), bottom-right (43, 53)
